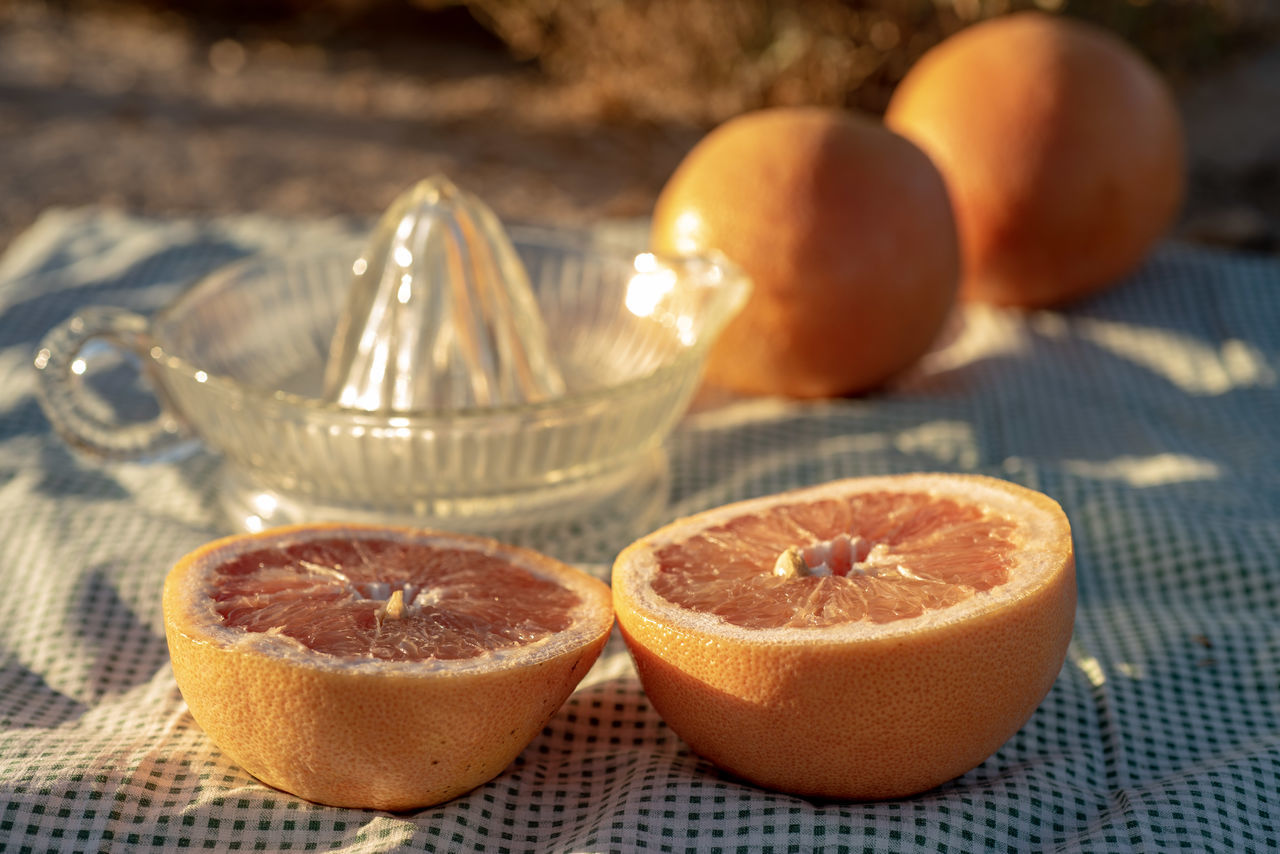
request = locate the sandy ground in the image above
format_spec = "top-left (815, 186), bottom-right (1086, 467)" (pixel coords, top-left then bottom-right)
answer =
top-left (2, 2), bottom-right (1279, 257)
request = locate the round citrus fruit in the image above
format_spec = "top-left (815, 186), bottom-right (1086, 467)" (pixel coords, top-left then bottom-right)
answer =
top-left (650, 106), bottom-right (959, 398)
top-left (885, 11), bottom-right (1185, 309)
top-left (612, 473), bottom-right (1075, 799)
top-left (163, 523), bottom-right (613, 810)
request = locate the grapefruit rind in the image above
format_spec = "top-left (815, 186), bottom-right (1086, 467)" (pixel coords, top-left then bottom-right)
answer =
top-left (163, 523), bottom-right (614, 811)
top-left (883, 12), bottom-right (1185, 309)
top-left (611, 473), bottom-right (1076, 801)
top-left (650, 106), bottom-right (960, 398)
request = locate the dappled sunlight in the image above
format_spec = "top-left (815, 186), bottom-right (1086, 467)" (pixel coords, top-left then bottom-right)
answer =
top-left (1062, 453), bottom-right (1224, 488)
top-left (3, 0), bottom-right (1279, 846)
top-left (1077, 317), bottom-right (1276, 395)
top-left (1071, 646), bottom-right (1109, 689)
top-left (911, 303), bottom-right (1034, 379)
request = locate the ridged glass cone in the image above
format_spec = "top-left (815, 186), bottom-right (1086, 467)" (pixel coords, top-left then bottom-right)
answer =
top-left (322, 176), bottom-right (567, 411)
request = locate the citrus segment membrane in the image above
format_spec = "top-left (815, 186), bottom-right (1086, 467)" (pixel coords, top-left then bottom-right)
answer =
top-left (652, 491), bottom-right (1016, 628)
top-left (212, 537), bottom-right (580, 661)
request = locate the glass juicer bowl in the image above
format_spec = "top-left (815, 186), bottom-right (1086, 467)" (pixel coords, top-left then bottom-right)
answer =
top-left (34, 178), bottom-right (751, 533)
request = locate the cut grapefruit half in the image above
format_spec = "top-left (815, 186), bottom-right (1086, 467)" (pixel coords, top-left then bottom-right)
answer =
top-left (163, 523), bottom-right (613, 811)
top-left (611, 473), bottom-right (1075, 800)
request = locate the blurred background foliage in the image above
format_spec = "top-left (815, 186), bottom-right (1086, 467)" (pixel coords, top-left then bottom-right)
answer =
top-left (4, 0), bottom-right (1278, 250)
top-left (460, 0), bottom-right (1272, 122)
top-left (103, 0), bottom-right (1280, 126)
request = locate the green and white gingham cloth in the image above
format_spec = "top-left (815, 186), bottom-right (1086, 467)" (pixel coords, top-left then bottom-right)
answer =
top-left (1, 207), bottom-right (1277, 853)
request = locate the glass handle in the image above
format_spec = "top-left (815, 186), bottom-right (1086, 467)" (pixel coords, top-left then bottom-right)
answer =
top-left (33, 306), bottom-right (192, 460)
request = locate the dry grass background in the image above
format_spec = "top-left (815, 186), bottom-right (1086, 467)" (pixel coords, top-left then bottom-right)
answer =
top-left (464, 0), bottom-right (1265, 121)
top-left (1, 0), bottom-right (1278, 253)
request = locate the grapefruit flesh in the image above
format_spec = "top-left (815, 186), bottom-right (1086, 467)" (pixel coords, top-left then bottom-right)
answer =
top-left (211, 537), bottom-right (581, 660)
top-left (612, 473), bottom-right (1075, 800)
top-left (164, 524), bottom-right (613, 811)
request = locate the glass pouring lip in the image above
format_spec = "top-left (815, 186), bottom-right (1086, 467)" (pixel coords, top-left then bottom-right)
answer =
top-left (145, 228), bottom-right (750, 425)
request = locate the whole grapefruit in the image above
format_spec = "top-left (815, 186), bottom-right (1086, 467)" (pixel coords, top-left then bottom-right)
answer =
top-left (651, 106), bottom-right (959, 398)
top-left (885, 11), bottom-right (1185, 308)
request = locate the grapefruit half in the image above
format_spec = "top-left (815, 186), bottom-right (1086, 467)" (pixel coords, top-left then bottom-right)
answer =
top-left (612, 473), bottom-right (1075, 799)
top-left (163, 523), bottom-right (613, 811)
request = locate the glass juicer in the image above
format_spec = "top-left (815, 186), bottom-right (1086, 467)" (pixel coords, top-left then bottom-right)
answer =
top-left (34, 177), bottom-right (751, 538)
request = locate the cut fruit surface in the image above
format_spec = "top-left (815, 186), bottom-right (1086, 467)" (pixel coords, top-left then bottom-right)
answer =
top-left (612, 473), bottom-right (1076, 800)
top-left (163, 523), bottom-right (613, 811)
top-left (208, 536), bottom-right (581, 662)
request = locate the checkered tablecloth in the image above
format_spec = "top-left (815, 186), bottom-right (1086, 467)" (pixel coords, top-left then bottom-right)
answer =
top-left (1, 208), bottom-right (1277, 852)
